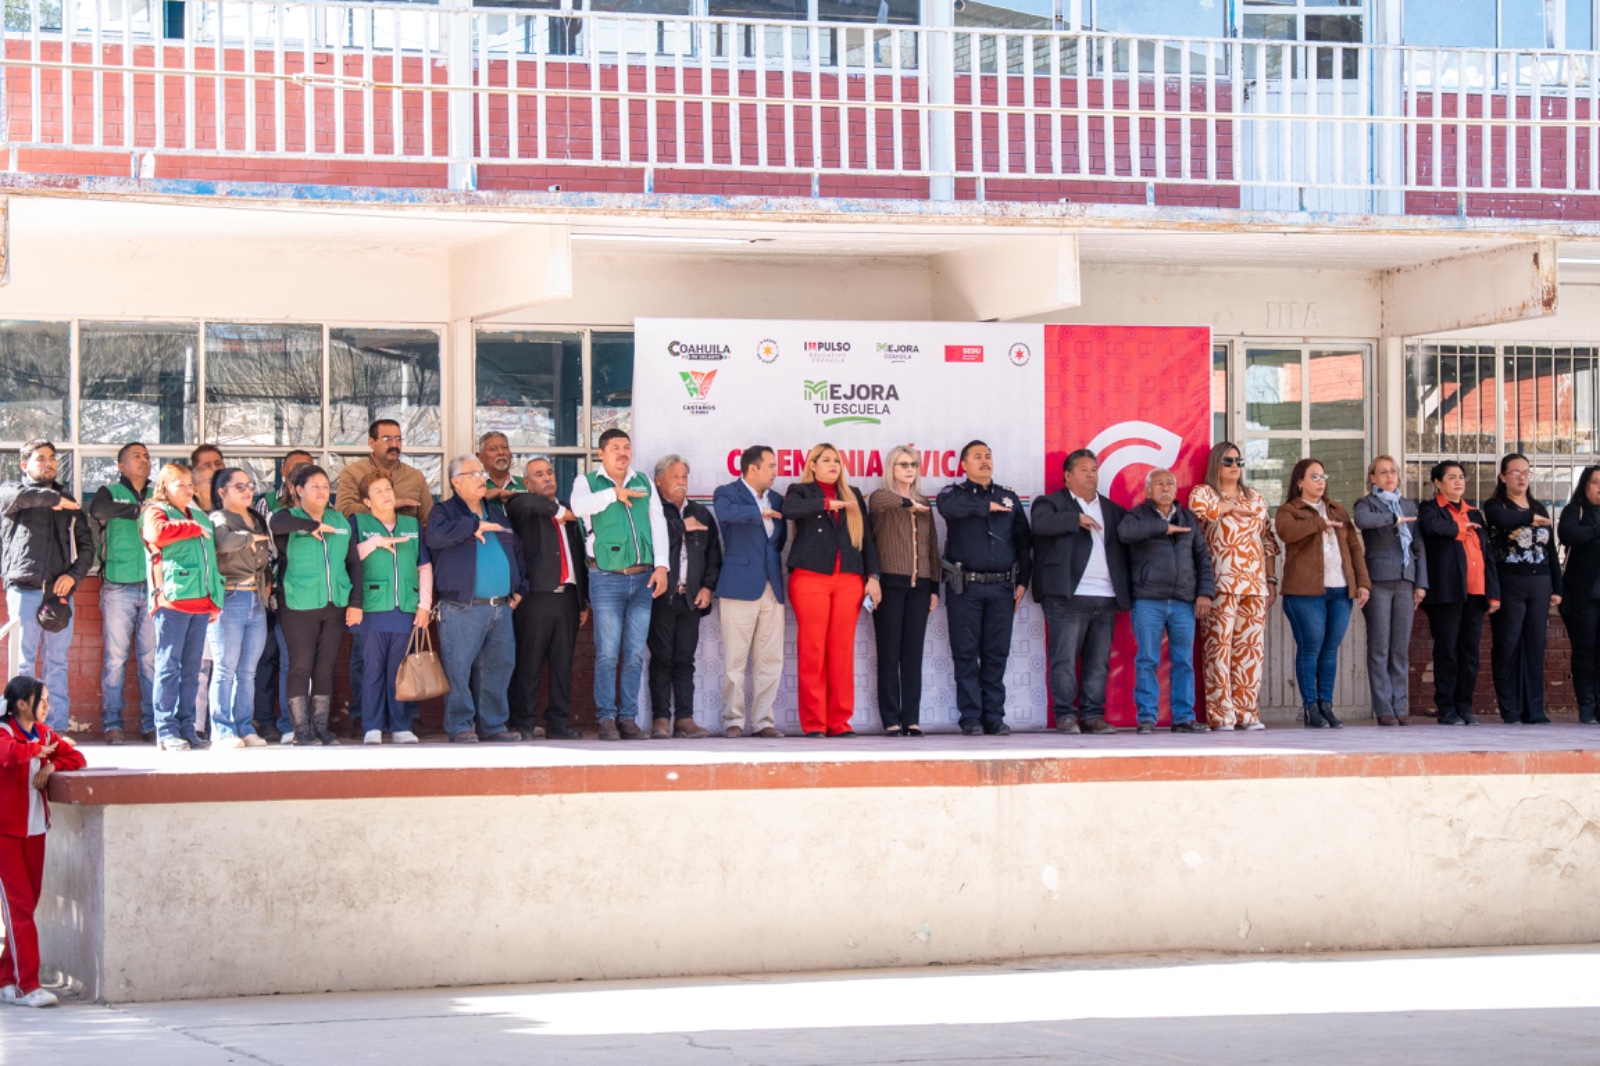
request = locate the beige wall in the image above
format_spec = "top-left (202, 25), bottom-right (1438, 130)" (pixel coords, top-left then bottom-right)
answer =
top-left (41, 773), bottom-right (1600, 1003)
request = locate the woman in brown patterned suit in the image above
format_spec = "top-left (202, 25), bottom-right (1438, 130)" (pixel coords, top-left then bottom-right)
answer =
top-left (868, 445), bottom-right (940, 736)
top-left (1189, 442), bottom-right (1280, 730)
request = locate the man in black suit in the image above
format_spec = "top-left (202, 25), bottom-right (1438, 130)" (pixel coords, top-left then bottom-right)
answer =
top-left (506, 457), bottom-right (589, 739)
top-left (646, 454), bottom-right (722, 738)
top-left (1031, 449), bottom-right (1132, 735)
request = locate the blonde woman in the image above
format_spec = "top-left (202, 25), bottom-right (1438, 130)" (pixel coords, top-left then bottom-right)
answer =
top-left (868, 445), bottom-right (939, 736)
top-left (782, 444), bottom-right (882, 737)
top-left (1188, 442), bottom-right (1279, 730)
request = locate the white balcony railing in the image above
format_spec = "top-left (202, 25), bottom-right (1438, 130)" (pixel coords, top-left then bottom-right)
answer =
top-left (4, 0), bottom-right (1600, 209)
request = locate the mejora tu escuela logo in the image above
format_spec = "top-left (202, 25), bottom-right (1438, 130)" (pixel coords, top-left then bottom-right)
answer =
top-left (668, 340), bottom-right (730, 361)
top-left (803, 379), bottom-right (899, 426)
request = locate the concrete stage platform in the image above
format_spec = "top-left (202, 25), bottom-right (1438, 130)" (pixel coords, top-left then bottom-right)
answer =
top-left (39, 723), bottom-right (1600, 1003)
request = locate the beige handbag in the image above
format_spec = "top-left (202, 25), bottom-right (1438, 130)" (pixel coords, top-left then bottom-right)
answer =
top-left (395, 624), bottom-right (450, 702)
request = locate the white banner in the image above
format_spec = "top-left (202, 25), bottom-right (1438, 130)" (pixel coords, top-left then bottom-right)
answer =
top-left (632, 319), bottom-right (1048, 733)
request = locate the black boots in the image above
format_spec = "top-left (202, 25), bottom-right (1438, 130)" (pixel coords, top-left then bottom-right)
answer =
top-left (1317, 700), bottom-right (1343, 729)
top-left (312, 695), bottom-right (339, 746)
top-left (287, 696), bottom-right (316, 746)
top-left (1303, 704), bottom-right (1328, 729)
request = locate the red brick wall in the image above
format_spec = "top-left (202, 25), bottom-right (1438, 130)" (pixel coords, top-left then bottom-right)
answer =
top-left (1406, 604), bottom-right (1578, 718)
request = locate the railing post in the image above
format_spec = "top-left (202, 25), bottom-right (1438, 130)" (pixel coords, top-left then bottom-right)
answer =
top-left (444, 0), bottom-right (477, 192)
top-left (927, 1), bottom-right (954, 201)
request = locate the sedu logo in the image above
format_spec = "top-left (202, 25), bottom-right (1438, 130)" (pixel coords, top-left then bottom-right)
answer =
top-left (804, 380), bottom-right (899, 427)
top-left (1085, 421), bottom-right (1183, 494)
top-left (668, 340), bottom-right (730, 361)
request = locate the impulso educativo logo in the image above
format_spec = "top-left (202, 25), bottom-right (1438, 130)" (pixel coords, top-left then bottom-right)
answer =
top-left (679, 369), bottom-right (718, 415)
top-left (668, 340), bottom-right (731, 361)
top-left (803, 379), bottom-right (899, 427)
top-left (804, 340), bottom-right (851, 363)
top-left (877, 342), bottom-right (919, 363)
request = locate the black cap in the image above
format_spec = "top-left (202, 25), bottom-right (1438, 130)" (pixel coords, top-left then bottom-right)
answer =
top-left (35, 592), bottom-right (71, 634)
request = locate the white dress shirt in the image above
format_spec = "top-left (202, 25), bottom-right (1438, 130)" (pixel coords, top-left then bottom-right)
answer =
top-left (1073, 491), bottom-right (1116, 597)
top-left (570, 467), bottom-right (671, 567)
top-left (745, 478), bottom-right (775, 539)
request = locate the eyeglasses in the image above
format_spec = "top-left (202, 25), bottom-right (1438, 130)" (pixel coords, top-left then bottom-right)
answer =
top-left (454, 470), bottom-right (488, 480)
top-left (893, 461), bottom-right (918, 469)
top-left (1307, 473), bottom-right (1330, 482)
top-left (376, 435), bottom-right (404, 444)
top-left (1220, 457), bottom-right (1245, 468)
top-left (229, 480), bottom-right (255, 493)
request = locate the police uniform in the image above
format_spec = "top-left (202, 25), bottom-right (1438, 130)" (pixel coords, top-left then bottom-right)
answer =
top-left (937, 479), bottom-right (1033, 733)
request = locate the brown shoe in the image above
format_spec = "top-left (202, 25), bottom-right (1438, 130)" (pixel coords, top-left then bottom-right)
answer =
top-left (1081, 717), bottom-right (1117, 735)
top-left (674, 719), bottom-right (710, 739)
top-left (104, 728), bottom-right (125, 746)
top-left (616, 717), bottom-right (646, 740)
top-left (724, 726), bottom-right (744, 739)
top-left (1055, 716), bottom-right (1081, 734)
top-left (598, 719), bottom-right (621, 741)
top-left (532, 726), bottom-right (547, 739)
top-left (1377, 715), bottom-right (1398, 727)
top-left (650, 718), bottom-right (672, 739)
top-left (754, 726), bottom-right (785, 738)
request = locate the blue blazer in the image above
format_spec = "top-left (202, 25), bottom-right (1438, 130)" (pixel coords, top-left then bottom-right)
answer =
top-left (713, 478), bottom-right (787, 604)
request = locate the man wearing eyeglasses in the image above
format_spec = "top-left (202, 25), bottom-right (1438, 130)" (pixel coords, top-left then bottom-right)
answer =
top-left (1031, 449), bottom-right (1132, 735)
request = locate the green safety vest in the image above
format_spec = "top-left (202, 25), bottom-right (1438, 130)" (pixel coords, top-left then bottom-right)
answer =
top-left (149, 504), bottom-right (224, 610)
top-left (353, 513), bottom-right (421, 614)
top-left (280, 508), bottom-right (353, 610)
top-left (582, 470), bottom-right (655, 571)
top-left (492, 475), bottom-right (525, 493)
top-left (100, 481), bottom-right (151, 585)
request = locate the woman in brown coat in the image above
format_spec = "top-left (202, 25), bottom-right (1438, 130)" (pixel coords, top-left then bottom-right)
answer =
top-left (868, 445), bottom-right (940, 736)
top-left (1274, 458), bottom-right (1371, 728)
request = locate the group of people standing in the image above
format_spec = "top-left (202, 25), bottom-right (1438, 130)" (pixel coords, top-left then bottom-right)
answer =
top-left (2, 427), bottom-right (1596, 743)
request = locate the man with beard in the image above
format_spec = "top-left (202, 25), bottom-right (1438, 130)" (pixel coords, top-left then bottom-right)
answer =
top-left (478, 432), bottom-right (524, 500)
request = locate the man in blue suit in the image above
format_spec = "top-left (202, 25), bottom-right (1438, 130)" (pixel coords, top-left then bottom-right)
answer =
top-left (712, 444), bottom-right (788, 738)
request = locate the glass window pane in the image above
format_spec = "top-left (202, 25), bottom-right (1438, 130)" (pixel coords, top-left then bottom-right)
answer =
top-left (79, 322), bottom-right (199, 446)
top-left (1572, 0), bottom-right (1594, 49)
top-left (818, 0), bottom-right (918, 23)
top-left (955, 0), bottom-right (1051, 29)
top-left (1311, 438), bottom-right (1366, 508)
top-left (1245, 348), bottom-right (1303, 431)
top-left (1501, 0), bottom-right (1544, 48)
top-left (708, 0), bottom-right (804, 19)
top-left (204, 324), bottom-right (324, 447)
top-left (512, 453), bottom-right (584, 499)
top-left (0, 449), bottom-right (72, 494)
top-left (0, 321), bottom-right (71, 443)
top-left (329, 328), bottom-right (442, 448)
top-left (1095, 0), bottom-right (1225, 37)
top-left (326, 453), bottom-right (442, 504)
top-left (591, 332), bottom-right (635, 447)
top-left (1243, 438), bottom-right (1301, 509)
top-left (1309, 348), bottom-right (1365, 431)
top-left (475, 331), bottom-right (583, 450)
top-left (1243, 13), bottom-right (1296, 39)
top-left (1212, 343), bottom-right (1228, 447)
top-left (1403, 0), bottom-right (1495, 47)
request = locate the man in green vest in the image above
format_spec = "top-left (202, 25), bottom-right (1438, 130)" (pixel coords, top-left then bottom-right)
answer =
top-left (478, 431), bottom-right (524, 501)
top-left (570, 428), bottom-right (670, 741)
top-left (88, 441), bottom-right (155, 744)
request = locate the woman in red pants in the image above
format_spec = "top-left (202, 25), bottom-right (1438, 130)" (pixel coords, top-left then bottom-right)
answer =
top-left (0, 675), bottom-right (85, 1008)
top-left (783, 444), bottom-right (882, 737)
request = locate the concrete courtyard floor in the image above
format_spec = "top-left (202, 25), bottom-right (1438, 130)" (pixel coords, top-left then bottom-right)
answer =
top-left (12, 946), bottom-right (1600, 1065)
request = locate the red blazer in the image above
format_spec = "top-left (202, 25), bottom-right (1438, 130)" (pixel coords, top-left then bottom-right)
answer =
top-left (0, 719), bottom-right (85, 838)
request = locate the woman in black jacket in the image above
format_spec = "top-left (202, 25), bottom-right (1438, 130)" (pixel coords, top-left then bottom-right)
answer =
top-left (1559, 465), bottom-right (1600, 724)
top-left (783, 443), bottom-right (882, 738)
top-left (1417, 460), bottom-right (1500, 725)
top-left (1483, 453), bottom-right (1562, 724)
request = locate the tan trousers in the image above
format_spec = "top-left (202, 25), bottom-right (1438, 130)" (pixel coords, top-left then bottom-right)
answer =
top-left (1203, 592), bottom-right (1268, 727)
top-left (719, 585), bottom-right (785, 731)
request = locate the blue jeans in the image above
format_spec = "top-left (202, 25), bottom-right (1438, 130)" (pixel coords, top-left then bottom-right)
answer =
top-left (4, 587), bottom-right (72, 732)
top-left (1130, 598), bottom-right (1198, 725)
top-left (207, 591), bottom-right (268, 740)
top-left (153, 607), bottom-right (209, 744)
top-left (1281, 590), bottom-right (1354, 706)
top-left (437, 601), bottom-right (515, 737)
top-left (99, 581), bottom-right (155, 734)
top-left (589, 569), bottom-right (654, 723)
top-left (359, 628), bottom-right (414, 733)
top-left (275, 620), bottom-right (293, 734)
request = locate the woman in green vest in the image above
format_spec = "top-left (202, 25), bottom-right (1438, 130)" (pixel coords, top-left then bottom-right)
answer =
top-left (267, 465), bottom-right (362, 746)
top-left (352, 472), bottom-right (433, 745)
top-left (140, 463), bottom-right (224, 753)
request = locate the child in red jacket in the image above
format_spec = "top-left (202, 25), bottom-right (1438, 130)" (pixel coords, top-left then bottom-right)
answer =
top-left (0, 675), bottom-right (86, 1008)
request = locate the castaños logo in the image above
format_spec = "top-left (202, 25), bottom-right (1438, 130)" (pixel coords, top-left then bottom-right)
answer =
top-left (877, 342), bottom-right (918, 363)
top-left (803, 380), bottom-right (899, 427)
top-left (679, 370), bottom-right (717, 399)
top-left (804, 340), bottom-right (851, 363)
top-left (668, 340), bottom-right (730, 361)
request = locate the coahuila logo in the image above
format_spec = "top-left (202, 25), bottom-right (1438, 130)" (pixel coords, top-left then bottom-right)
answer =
top-left (803, 379), bottom-right (899, 426)
top-left (877, 342), bottom-right (919, 363)
top-left (679, 370), bottom-right (718, 414)
top-left (668, 340), bottom-right (731, 361)
top-left (804, 340), bottom-right (851, 363)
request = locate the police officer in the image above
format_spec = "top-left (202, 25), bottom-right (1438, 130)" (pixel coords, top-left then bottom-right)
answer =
top-left (937, 440), bottom-right (1032, 736)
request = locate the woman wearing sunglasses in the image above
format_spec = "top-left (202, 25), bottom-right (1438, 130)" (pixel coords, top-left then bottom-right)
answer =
top-left (1189, 442), bottom-right (1280, 730)
top-left (1274, 459), bottom-right (1370, 728)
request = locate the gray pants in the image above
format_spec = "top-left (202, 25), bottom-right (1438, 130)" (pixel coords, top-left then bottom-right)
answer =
top-left (1363, 579), bottom-right (1416, 718)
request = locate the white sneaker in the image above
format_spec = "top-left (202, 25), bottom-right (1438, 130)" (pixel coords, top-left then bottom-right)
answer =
top-left (213, 736), bottom-right (246, 750)
top-left (6, 987), bottom-right (57, 1008)
top-left (242, 734), bottom-right (268, 748)
top-left (0, 984), bottom-right (18, 1004)
top-left (159, 738), bottom-right (191, 752)
top-left (364, 730), bottom-right (383, 745)
top-left (279, 733), bottom-right (296, 746)
top-left (1242, 721), bottom-right (1266, 731)
top-left (392, 730), bottom-right (419, 745)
